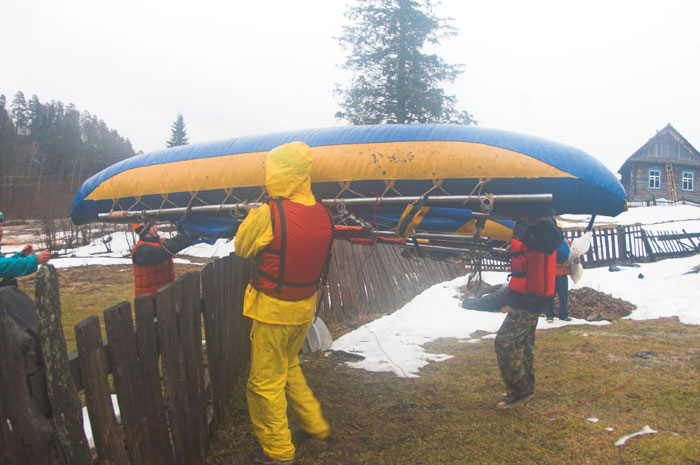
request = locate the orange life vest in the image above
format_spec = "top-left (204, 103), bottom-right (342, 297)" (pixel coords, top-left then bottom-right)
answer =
top-left (253, 199), bottom-right (334, 301)
top-left (555, 262), bottom-right (571, 276)
top-left (132, 238), bottom-right (175, 297)
top-left (507, 238), bottom-right (556, 297)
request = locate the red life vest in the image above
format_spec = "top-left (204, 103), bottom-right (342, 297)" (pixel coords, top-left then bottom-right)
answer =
top-left (132, 238), bottom-right (175, 297)
top-left (507, 238), bottom-right (556, 297)
top-left (253, 199), bottom-right (334, 301)
top-left (555, 262), bottom-right (571, 276)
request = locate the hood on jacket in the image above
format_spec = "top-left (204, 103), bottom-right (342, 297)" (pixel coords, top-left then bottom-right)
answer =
top-left (266, 141), bottom-right (315, 204)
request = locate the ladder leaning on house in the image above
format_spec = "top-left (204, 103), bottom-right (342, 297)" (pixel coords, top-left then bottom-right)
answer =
top-left (665, 163), bottom-right (678, 201)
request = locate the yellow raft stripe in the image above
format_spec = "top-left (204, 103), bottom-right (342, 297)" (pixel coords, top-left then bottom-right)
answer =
top-left (86, 140), bottom-right (575, 201)
top-left (454, 220), bottom-right (514, 242)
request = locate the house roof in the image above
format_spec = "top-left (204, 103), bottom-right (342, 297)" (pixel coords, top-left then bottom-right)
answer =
top-left (618, 124), bottom-right (700, 173)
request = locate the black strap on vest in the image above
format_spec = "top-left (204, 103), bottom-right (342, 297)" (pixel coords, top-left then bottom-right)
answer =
top-left (274, 199), bottom-right (287, 293)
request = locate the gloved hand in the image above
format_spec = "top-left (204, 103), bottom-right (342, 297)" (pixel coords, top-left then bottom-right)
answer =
top-left (21, 244), bottom-right (33, 257)
top-left (36, 250), bottom-right (51, 265)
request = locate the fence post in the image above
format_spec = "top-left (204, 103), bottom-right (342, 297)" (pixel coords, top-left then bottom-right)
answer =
top-left (616, 225), bottom-right (627, 260)
top-left (639, 229), bottom-right (657, 261)
top-left (0, 307), bottom-right (66, 465)
top-left (35, 266), bottom-right (93, 465)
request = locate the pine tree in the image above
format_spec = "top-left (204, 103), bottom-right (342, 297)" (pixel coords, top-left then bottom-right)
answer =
top-left (11, 91), bottom-right (29, 135)
top-left (166, 113), bottom-right (189, 148)
top-left (336, 0), bottom-right (475, 125)
top-left (0, 95), bottom-right (17, 171)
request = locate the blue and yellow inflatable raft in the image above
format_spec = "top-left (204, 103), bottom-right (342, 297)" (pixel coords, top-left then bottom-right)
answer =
top-left (70, 124), bottom-right (626, 241)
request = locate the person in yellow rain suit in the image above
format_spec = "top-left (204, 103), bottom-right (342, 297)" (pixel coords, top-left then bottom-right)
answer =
top-left (235, 141), bottom-right (334, 465)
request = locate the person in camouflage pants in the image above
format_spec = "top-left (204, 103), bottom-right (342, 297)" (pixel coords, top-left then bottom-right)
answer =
top-left (494, 307), bottom-right (539, 397)
top-left (495, 217), bottom-right (564, 408)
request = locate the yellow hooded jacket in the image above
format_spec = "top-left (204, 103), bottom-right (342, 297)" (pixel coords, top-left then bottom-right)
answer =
top-left (234, 142), bottom-right (319, 325)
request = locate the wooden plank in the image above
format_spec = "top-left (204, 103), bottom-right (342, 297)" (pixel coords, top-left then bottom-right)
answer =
top-left (222, 256), bottom-right (234, 392)
top-left (75, 315), bottom-right (130, 465)
top-left (228, 256), bottom-right (243, 379)
top-left (181, 272), bottom-right (209, 462)
top-left (628, 226), bottom-right (643, 259)
top-left (616, 225), bottom-right (628, 259)
top-left (682, 229), bottom-right (700, 251)
top-left (639, 229), bottom-right (657, 261)
top-left (157, 275), bottom-right (207, 465)
top-left (155, 283), bottom-right (193, 465)
top-left (133, 294), bottom-right (177, 465)
top-left (586, 230), bottom-right (598, 264)
top-left (334, 241), bottom-right (355, 319)
top-left (34, 266), bottom-right (93, 465)
top-left (373, 245), bottom-right (399, 306)
top-left (404, 246), bottom-right (427, 293)
top-left (326, 249), bottom-right (343, 323)
top-left (388, 243), bottom-right (419, 302)
top-left (201, 261), bottom-right (224, 425)
top-left (348, 240), bottom-right (370, 314)
top-left (368, 245), bottom-right (390, 313)
top-left (224, 256), bottom-right (237, 380)
top-left (0, 308), bottom-right (66, 465)
top-left (660, 231), bottom-right (678, 253)
top-left (219, 256), bottom-right (231, 387)
top-left (377, 244), bottom-right (408, 309)
top-left (236, 256), bottom-right (253, 378)
top-left (382, 244), bottom-right (405, 309)
top-left (357, 243), bottom-right (381, 313)
top-left (104, 301), bottom-right (175, 465)
top-left (603, 228), bottom-right (612, 261)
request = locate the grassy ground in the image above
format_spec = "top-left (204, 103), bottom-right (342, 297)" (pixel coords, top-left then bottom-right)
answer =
top-left (208, 318), bottom-right (700, 465)
top-left (17, 263), bottom-right (700, 464)
top-left (18, 262), bottom-right (205, 352)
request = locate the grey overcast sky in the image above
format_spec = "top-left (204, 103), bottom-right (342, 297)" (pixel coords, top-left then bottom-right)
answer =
top-left (3, 0), bottom-right (699, 173)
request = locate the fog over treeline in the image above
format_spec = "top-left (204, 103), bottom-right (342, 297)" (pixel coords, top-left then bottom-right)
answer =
top-left (1, 91), bottom-right (135, 217)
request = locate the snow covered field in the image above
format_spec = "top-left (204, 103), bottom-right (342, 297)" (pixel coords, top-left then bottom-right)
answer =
top-left (332, 205), bottom-right (700, 378)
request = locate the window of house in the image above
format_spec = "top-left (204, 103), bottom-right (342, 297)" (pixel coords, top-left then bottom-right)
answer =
top-left (648, 169), bottom-right (661, 189)
top-left (682, 170), bottom-right (694, 191)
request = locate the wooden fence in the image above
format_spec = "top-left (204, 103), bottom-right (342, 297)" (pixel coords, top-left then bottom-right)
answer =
top-left (562, 224), bottom-right (700, 268)
top-left (0, 253), bottom-right (253, 465)
top-left (0, 241), bottom-right (464, 465)
top-left (319, 240), bottom-right (464, 324)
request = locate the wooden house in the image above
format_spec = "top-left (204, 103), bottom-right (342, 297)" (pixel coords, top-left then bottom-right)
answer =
top-left (618, 124), bottom-right (700, 203)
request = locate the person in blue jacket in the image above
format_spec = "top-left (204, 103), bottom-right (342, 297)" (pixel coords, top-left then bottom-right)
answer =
top-left (0, 211), bottom-right (51, 287)
top-left (545, 239), bottom-right (572, 322)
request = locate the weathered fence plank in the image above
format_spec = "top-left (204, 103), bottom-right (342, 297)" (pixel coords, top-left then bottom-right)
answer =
top-left (202, 260), bottom-right (225, 425)
top-left (75, 315), bottom-right (129, 465)
top-left (325, 252), bottom-right (343, 322)
top-left (35, 266), bottom-right (93, 465)
top-left (104, 300), bottom-right (176, 465)
top-left (639, 229), bottom-right (657, 261)
top-left (156, 274), bottom-right (207, 465)
top-left (0, 308), bottom-right (66, 465)
top-left (155, 283), bottom-right (193, 465)
top-left (222, 256), bottom-right (234, 392)
top-left (232, 255), bottom-right (253, 380)
top-left (179, 272), bottom-right (209, 462)
top-left (133, 293), bottom-right (177, 465)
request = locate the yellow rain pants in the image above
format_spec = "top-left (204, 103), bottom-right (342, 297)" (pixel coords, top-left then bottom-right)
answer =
top-left (247, 319), bottom-right (330, 461)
